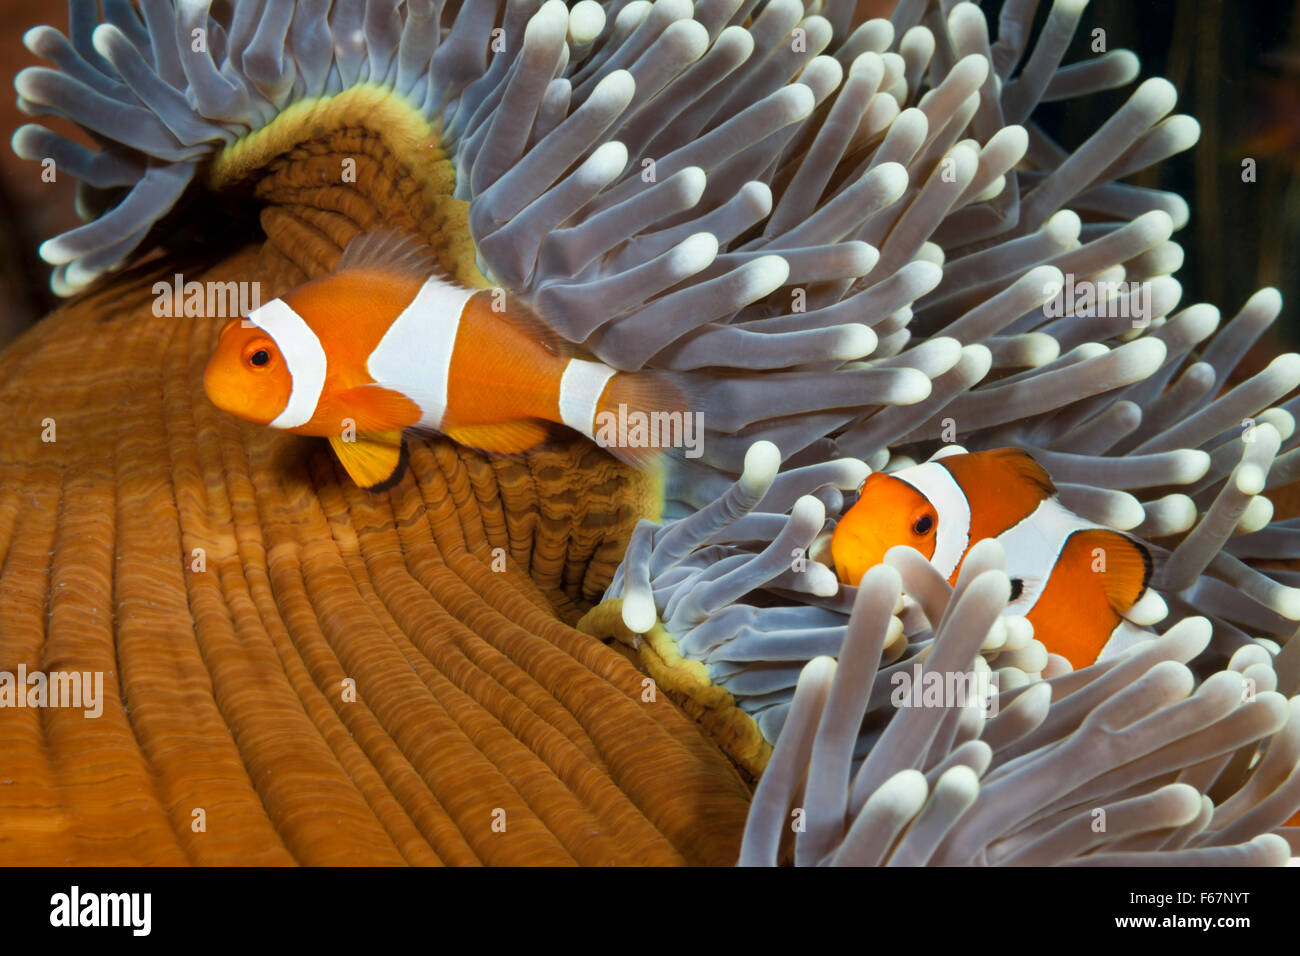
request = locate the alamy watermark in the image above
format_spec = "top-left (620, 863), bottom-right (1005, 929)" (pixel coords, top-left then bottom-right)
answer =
top-left (890, 662), bottom-right (999, 717)
top-left (0, 664), bottom-right (103, 718)
top-left (1044, 274), bottom-right (1153, 329)
top-left (152, 274), bottom-right (262, 318)
top-left (593, 404), bottom-right (705, 459)
top-left (50, 886), bottom-right (150, 936)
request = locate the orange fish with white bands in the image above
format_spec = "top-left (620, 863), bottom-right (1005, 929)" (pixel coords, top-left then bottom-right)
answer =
top-left (830, 448), bottom-right (1154, 669)
top-left (203, 232), bottom-right (686, 489)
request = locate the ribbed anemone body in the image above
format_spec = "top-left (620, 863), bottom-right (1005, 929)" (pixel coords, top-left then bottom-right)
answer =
top-left (12, 0), bottom-right (1300, 864)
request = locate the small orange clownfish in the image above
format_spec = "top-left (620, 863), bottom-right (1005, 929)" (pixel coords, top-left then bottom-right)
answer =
top-left (203, 231), bottom-right (685, 489)
top-left (830, 448), bottom-right (1154, 669)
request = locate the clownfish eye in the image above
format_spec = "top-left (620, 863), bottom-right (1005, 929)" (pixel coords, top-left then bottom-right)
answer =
top-left (912, 514), bottom-right (934, 535)
top-left (242, 339), bottom-right (275, 370)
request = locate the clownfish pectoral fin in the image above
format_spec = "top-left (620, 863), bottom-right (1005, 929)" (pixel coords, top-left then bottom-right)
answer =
top-left (1026, 528), bottom-right (1153, 669)
top-left (441, 419), bottom-right (553, 456)
top-left (333, 384), bottom-right (423, 434)
top-left (328, 430), bottom-right (407, 490)
top-left (1069, 528), bottom-right (1153, 615)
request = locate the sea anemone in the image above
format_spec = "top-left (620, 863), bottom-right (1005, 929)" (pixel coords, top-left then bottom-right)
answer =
top-left (738, 554), bottom-right (1299, 865)
top-left (7, 0), bottom-right (1300, 864)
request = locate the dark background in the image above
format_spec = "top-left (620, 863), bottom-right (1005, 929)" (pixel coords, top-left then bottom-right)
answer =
top-left (1025, 0), bottom-right (1300, 358)
top-left (0, 0), bottom-right (1296, 356)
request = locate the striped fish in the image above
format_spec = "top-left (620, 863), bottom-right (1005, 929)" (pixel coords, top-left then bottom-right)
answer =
top-left (831, 448), bottom-right (1155, 668)
top-left (203, 231), bottom-right (685, 489)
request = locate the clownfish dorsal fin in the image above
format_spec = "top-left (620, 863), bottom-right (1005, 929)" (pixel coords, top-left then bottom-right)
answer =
top-left (936, 447), bottom-right (1055, 543)
top-left (335, 229), bottom-right (438, 281)
top-left (328, 430), bottom-right (408, 491)
top-left (1067, 528), bottom-right (1152, 614)
top-left (988, 447), bottom-right (1056, 497)
top-left (461, 286), bottom-right (571, 357)
top-left (937, 447), bottom-right (1055, 499)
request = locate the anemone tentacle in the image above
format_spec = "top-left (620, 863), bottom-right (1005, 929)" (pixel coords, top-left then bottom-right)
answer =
top-left (736, 560), bottom-right (1298, 866)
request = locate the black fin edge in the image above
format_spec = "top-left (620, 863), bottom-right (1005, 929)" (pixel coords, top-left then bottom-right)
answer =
top-left (357, 437), bottom-right (410, 493)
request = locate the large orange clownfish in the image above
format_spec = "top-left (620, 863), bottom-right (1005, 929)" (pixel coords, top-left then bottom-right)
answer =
top-left (831, 448), bottom-right (1154, 669)
top-left (203, 231), bottom-right (685, 489)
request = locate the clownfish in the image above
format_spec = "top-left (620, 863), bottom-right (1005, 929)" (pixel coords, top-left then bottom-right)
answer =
top-left (830, 448), bottom-right (1154, 669)
top-left (203, 231), bottom-right (685, 489)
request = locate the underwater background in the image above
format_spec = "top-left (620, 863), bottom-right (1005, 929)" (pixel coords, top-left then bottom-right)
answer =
top-left (2, 0), bottom-right (1300, 867)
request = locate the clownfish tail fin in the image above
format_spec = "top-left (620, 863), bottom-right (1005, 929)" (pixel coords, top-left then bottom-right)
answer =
top-left (588, 369), bottom-right (693, 469)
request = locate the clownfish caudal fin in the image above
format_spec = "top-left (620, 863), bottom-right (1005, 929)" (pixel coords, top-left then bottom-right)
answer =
top-left (328, 430), bottom-right (408, 491)
top-left (587, 370), bottom-right (693, 469)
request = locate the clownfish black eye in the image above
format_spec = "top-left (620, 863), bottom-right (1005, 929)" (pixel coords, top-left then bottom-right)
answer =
top-left (248, 349), bottom-right (271, 367)
top-left (913, 514), bottom-right (934, 535)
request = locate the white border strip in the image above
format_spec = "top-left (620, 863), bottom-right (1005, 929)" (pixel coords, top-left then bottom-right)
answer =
top-left (558, 359), bottom-right (617, 438)
top-left (893, 461), bottom-right (971, 579)
top-left (366, 277), bottom-right (473, 429)
top-left (249, 299), bottom-right (327, 430)
top-left (998, 497), bottom-right (1096, 614)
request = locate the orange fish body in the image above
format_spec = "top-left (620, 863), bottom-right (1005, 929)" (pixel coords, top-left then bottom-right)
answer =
top-left (203, 232), bottom-right (684, 488)
top-left (831, 448), bottom-right (1152, 669)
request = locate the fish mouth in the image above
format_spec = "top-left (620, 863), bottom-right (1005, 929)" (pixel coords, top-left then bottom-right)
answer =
top-left (202, 360), bottom-right (246, 420)
top-left (201, 362), bottom-right (227, 410)
top-left (830, 528), bottom-right (891, 586)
